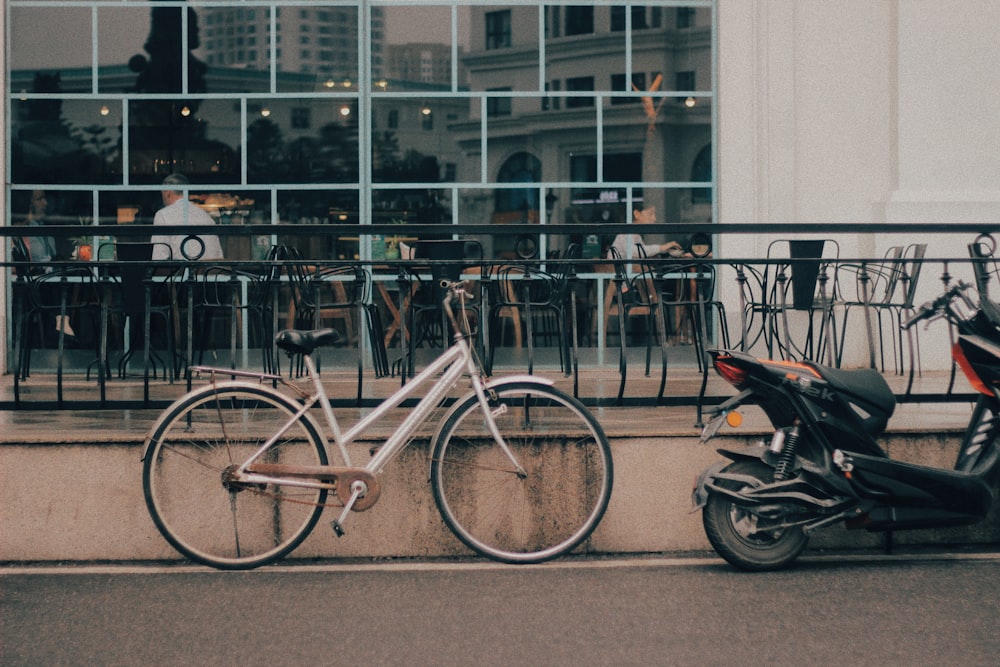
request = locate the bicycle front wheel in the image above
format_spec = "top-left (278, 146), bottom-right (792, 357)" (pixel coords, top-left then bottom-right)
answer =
top-left (431, 381), bottom-right (613, 563)
top-left (143, 384), bottom-right (328, 570)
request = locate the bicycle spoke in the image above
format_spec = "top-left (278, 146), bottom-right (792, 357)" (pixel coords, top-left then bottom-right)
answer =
top-left (144, 385), bottom-right (328, 570)
top-left (431, 381), bottom-right (613, 564)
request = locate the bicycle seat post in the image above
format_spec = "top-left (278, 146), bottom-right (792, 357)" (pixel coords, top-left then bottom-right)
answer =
top-left (300, 347), bottom-right (350, 463)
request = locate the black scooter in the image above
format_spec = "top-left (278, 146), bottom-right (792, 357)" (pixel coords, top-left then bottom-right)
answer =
top-left (692, 280), bottom-right (1000, 570)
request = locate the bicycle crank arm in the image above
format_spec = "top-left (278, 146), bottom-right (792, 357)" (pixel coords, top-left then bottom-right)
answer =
top-left (331, 479), bottom-right (371, 537)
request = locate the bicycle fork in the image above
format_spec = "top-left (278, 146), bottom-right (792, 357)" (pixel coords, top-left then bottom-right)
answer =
top-left (475, 383), bottom-right (528, 479)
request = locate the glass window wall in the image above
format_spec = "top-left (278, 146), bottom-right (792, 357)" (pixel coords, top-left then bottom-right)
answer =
top-left (6, 0), bottom-right (715, 261)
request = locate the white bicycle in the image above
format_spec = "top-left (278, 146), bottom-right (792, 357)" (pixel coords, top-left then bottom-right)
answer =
top-left (142, 280), bottom-right (613, 569)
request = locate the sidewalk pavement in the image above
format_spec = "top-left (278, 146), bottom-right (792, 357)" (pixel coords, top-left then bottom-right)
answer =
top-left (2, 365), bottom-right (995, 565)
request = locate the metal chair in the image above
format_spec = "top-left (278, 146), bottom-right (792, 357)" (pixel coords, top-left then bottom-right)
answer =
top-left (488, 243), bottom-right (580, 380)
top-left (13, 265), bottom-right (104, 407)
top-left (838, 246), bottom-right (904, 370)
top-left (649, 253), bottom-right (730, 423)
top-left (606, 245), bottom-right (670, 404)
top-left (888, 243), bottom-right (928, 390)
top-left (90, 241), bottom-right (184, 405)
top-left (184, 255), bottom-right (282, 388)
top-left (841, 243), bottom-right (927, 388)
top-left (288, 258), bottom-right (387, 404)
top-left (746, 239), bottom-right (841, 365)
top-left (401, 239), bottom-right (484, 378)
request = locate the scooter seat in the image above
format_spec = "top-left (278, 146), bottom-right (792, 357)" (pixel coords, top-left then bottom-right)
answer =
top-left (841, 450), bottom-right (994, 516)
top-left (812, 366), bottom-right (896, 416)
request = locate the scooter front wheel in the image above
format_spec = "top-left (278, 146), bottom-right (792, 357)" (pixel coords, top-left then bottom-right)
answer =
top-left (702, 460), bottom-right (809, 571)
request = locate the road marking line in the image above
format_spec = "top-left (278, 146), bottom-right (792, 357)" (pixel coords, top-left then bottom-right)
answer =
top-left (2, 551), bottom-right (999, 576)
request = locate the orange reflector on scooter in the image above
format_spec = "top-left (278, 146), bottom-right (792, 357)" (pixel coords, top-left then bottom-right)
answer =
top-left (953, 342), bottom-right (993, 396)
top-left (726, 411), bottom-right (743, 428)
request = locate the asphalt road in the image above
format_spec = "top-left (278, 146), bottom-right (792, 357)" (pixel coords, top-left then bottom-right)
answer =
top-left (2, 553), bottom-right (999, 666)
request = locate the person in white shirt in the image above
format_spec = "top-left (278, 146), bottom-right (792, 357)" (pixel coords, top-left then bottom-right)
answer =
top-left (151, 173), bottom-right (224, 261)
top-left (607, 205), bottom-right (685, 260)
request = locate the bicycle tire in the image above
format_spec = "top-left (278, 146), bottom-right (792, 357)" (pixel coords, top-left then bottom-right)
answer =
top-left (143, 383), bottom-right (328, 570)
top-left (430, 380), bottom-right (613, 563)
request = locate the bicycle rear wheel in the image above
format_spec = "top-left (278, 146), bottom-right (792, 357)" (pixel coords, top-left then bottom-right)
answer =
top-left (430, 381), bottom-right (613, 563)
top-left (143, 383), bottom-right (328, 570)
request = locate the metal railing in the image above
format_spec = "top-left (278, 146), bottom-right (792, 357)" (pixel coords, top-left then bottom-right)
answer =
top-left (4, 222), bottom-right (999, 411)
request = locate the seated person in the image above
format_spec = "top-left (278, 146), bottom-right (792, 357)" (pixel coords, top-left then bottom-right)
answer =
top-left (13, 190), bottom-right (76, 338)
top-left (607, 206), bottom-right (686, 260)
top-left (19, 190), bottom-right (59, 265)
top-left (151, 173), bottom-right (224, 261)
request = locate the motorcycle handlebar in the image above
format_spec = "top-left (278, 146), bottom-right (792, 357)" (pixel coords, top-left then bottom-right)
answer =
top-left (901, 280), bottom-right (972, 330)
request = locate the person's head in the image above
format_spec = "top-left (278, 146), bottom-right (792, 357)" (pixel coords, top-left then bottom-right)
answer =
top-left (632, 205), bottom-right (656, 225)
top-left (28, 190), bottom-right (47, 219)
top-left (161, 173), bottom-right (190, 206)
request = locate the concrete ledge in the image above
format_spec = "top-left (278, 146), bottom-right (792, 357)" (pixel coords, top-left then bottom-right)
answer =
top-left (2, 430), bottom-right (998, 564)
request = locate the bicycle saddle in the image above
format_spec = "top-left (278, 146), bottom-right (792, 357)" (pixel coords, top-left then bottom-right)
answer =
top-left (275, 328), bottom-right (341, 355)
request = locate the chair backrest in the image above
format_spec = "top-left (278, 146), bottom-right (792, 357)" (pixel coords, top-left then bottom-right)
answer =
top-left (411, 239), bottom-right (483, 278)
top-left (9, 237), bottom-right (39, 278)
top-left (411, 239), bottom-right (484, 305)
top-left (608, 246), bottom-right (628, 281)
top-left (968, 238), bottom-right (995, 297)
top-left (900, 242), bottom-right (927, 308)
top-left (606, 245), bottom-right (653, 305)
top-left (853, 245), bottom-right (904, 306)
top-left (237, 244), bottom-right (291, 308)
top-left (495, 264), bottom-right (558, 307)
top-left (307, 265), bottom-right (370, 309)
top-left (188, 264), bottom-right (251, 310)
top-left (114, 242), bottom-right (158, 314)
top-left (872, 245), bottom-right (905, 305)
top-left (660, 261), bottom-right (719, 305)
top-left (766, 239), bottom-right (840, 310)
top-left (551, 242), bottom-right (581, 300)
top-left (30, 265), bottom-right (99, 309)
top-left (277, 246), bottom-right (319, 322)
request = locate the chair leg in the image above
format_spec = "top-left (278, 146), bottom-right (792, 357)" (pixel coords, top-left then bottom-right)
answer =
top-left (12, 302), bottom-right (33, 406)
top-left (365, 304), bottom-right (389, 378)
top-left (143, 298), bottom-right (152, 406)
top-left (614, 286), bottom-right (628, 405)
top-left (567, 294), bottom-right (580, 396)
top-left (651, 305), bottom-right (669, 403)
top-left (354, 302), bottom-right (364, 406)
top-left (693, 300), bottom-right (711, 427)
top-left (55, 292), bottom-right (69, 408)
top-left (185, 287), bottom-right (195, 392)
top-left (524, 297), bottom-right (535, 374)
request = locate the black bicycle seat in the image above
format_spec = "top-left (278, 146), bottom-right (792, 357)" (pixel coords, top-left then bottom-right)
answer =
top-left (275, 329), bottom-right (341, 355)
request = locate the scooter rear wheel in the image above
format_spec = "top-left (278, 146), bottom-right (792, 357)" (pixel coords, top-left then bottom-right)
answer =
top-left (702, 459), bottom-right (809, 571)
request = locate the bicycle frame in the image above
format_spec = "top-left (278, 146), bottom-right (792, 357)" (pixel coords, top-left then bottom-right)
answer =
top-left (144, 280), bottom-right (612, 567)
top-left (192, 286), bottom-right (529, 502)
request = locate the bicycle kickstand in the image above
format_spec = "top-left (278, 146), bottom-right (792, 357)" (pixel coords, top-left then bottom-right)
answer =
top-left (330, 479), bottom-right (368, 537)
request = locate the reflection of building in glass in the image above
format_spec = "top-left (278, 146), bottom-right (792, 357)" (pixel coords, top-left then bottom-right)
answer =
top-left (5, 1), bottom-right (716, 258)
top-left (385, 43), bottom-right (464, 87)
top-left (199, 5), bottom-right (381, 79)
top-left (457, 5), bottom-right (712, 234)
top-left (9, 64), bottom-right (468, 217)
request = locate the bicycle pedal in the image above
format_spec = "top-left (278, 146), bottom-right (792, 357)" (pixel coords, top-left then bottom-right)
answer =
top-left (330, 519), bottom-right (346, 537)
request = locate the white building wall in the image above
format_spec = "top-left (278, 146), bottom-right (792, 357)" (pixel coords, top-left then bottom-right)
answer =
top-left (717, 0), bottom-right (1000, 368)
top-left (890, 0), bottom-right (1000, 209)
